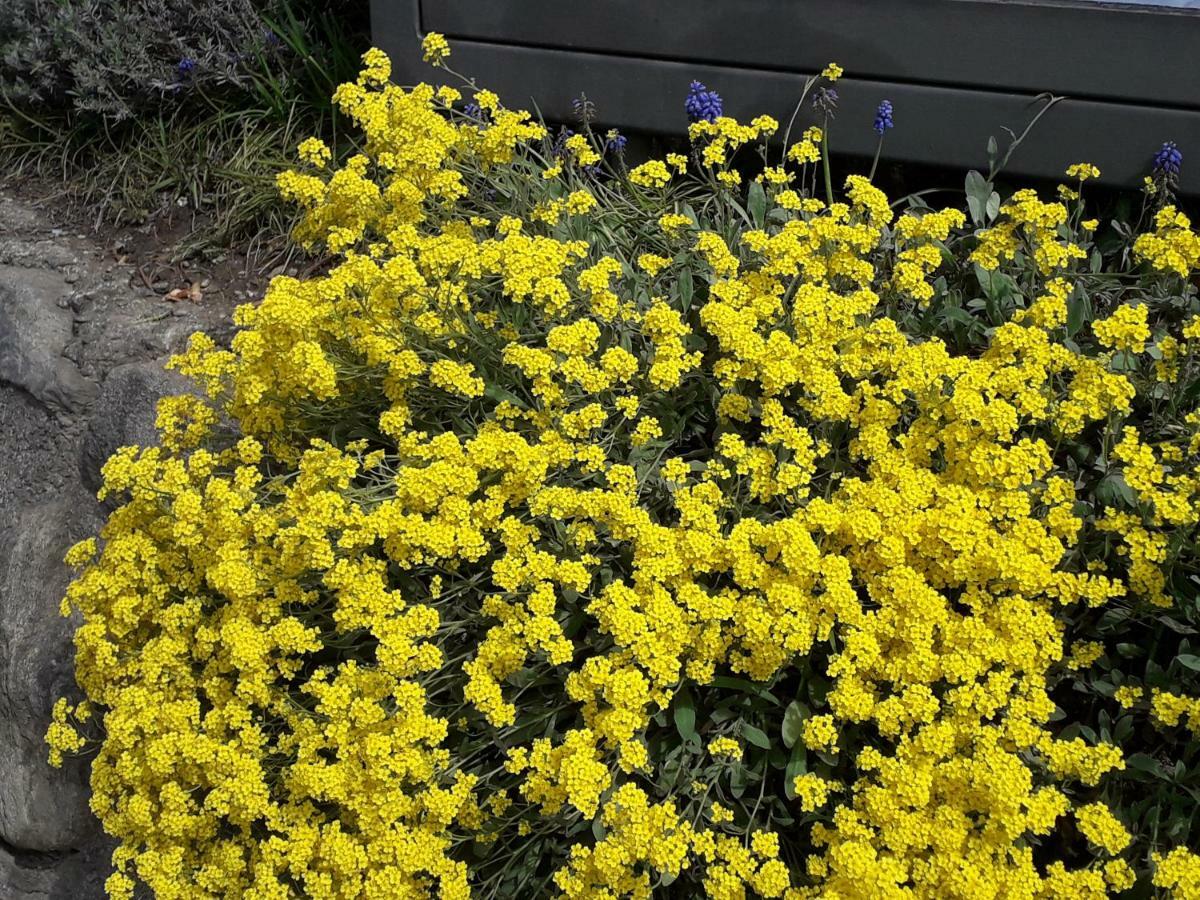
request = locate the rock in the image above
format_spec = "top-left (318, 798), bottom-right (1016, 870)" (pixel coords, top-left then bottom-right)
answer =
top-left (0, 239), bottom-right (80, 271)
top-left (0, 837), bottom-right (112, 900)
top-left (79, 358), bottom-right (191, 494)
top-left (0, 197), bottom-right (46, 235)
top-left (0, 386), bottom-right (84, 528)
top-left (0, 265), bottom-right (98, 413)
top-left (0, 488), bottom-right (106, 855)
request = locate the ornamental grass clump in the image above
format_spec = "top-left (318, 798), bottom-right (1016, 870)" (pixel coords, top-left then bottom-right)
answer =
top-left (50, 38), bottom-right (1200, 899)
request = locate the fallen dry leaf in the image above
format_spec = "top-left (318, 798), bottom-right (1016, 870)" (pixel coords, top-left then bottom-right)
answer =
top-left (163, 282), bottom-right (204, 303)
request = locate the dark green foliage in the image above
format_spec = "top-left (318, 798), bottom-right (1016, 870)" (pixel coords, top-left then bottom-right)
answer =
top-left (3, 0), bottom-right (261, 119)
top-left (0, 0), bottom-right (368, 121)
top-left (0, 0), bottom-right (369, 252)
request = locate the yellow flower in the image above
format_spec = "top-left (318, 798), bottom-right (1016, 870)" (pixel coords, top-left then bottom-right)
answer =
top-left (801, 715), bottom-right (838, 752)
top-left (1075, 803), bottom-right (1131, 855)
top-left (422, 32), bottom-right (451, 65)
top-left (629, 159), bottom-right (672, 188)
top-left (1103, 859), bottom-right (1136, 891)
top-left (1134, 204), bottom-right (1200, 277)
top-left (710, 802), bottom-right (734, 824)
top-left (359, 46), bottom-right (391, 84)
top-left (822, 62), bottom-right (844, 81)
top-left (1065, 162), bottom-right (1101, 181)
top-left (793, 774), bottom-right (835, 812)
top-left (297, 136), bottom-right (332, 168)
top-left (1114, 685), bottom-right (1143, 708)
top-left (659, 213), bottom-right (693, 236)
top-left (1152, 848), bottom-right (1200, 896)
top-left (566, 190), bottom-right (597, 215)
top-left (637, 253), bottom-right (672, 277)
top-left (63, 537), bottom-right (97, 567)
top-left (1093, 303), bottom-right (1150, 353)
top-left (707, 736), bottom-right (742, 758)
top-left (429, 359), bottom-right (485, 397)
top-left (631, 416), bottom-right (663, 447)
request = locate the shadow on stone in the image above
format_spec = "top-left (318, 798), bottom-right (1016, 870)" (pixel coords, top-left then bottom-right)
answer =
top-left (0, 486), bottom-right (112, 895)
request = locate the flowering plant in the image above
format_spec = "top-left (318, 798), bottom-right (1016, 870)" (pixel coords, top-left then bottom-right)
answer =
top-left (50, 38), bottom-right (1200, 898)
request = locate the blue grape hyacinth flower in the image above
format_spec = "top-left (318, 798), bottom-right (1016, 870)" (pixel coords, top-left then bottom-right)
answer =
top-left (1154, 141), bottom-right (1183, 177)
top-left (812, 87), bottom-right (838, 118)
top-left (685, 81), bottom-right (723, 123)
top-left (873, 100), bottom-right (894, 135)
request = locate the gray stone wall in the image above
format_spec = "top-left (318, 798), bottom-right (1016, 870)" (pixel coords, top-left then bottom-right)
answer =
top-left (0, 192), bottom-right (233, 897)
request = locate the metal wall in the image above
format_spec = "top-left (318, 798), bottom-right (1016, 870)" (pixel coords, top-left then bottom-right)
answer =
top-left (372, 0), bottom-right (1200, 192)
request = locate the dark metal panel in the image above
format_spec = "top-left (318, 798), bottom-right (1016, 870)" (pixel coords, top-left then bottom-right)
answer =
top-left (421, 0), bottom-right (1200, 110)
top-left (371, 0), bottom-right (424, 69)
top-left (373, 0), bottom-right (1200, 192)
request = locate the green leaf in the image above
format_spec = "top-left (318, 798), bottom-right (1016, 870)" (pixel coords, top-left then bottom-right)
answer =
top-left (483, 383), bottom-right (525, 408)
top-left (748, 180), bottom-right (767, 228)
top-left (965, 170), bottom-right (993, 226)
top-left (730, 761), bottom-right (748, 798)
top-left (742, 723), bottom-right (771, 750)
top-left (1176, 654), bottom-right (1200, 672)
top-left (783, 744), bottom-right (807, 800)
top-left (974, 264), bottom-right (1015, 304)
top-left (966, 196), bottom-right (984, 227)
top-left (1066, 288), bottom-right (1091, 338)
top-left (1095, 473), bottom-right (1136, 509)
top-left (768, 745), bottom-right (789, 770)
top-left (942, 306), bottom-right (977, 330)
top-left (1114, 715), bottom-right (1134, 743)
top-left (1125, 753), bottom-right (1162, 776)
top-left (709, 676), bottom-right (781, 705)
top-left (985, 191), bottom-right (1000, 222)
top-left (677, 265), bottom-right (694, 313)
top-left (1109, 350), bottom-right (1139, 372)
top-left (965, 170), bottom-right (990, 196)
top-left (673, 688), bottom-right (696, 741)
top-left (782, 700), bottom-right (807, 749)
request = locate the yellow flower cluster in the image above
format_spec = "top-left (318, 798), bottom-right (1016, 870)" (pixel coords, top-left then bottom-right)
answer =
top-left (421, 32), bottom-right (450, 66)
top-left (1074, 802), bottom-right (1130, 855)
top-left (1153, 847), bottom-right (1200, 896)
top-left (1135, 205), bottom-right (1200, 277)
top-left (1094, 303), bottom-right (1150, 353)
top-left (50, 46), bottom-right (1200, 900)
top-left (972, 189), bottom-right (1087, 274)
top-left (1066, 162), bottom-right (1101, 181)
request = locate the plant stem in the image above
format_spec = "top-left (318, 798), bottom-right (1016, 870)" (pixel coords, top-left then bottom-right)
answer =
top-left (821, 117), bottom-right (834, 205)
top-left (868, 135), bottom-right (882, 183)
